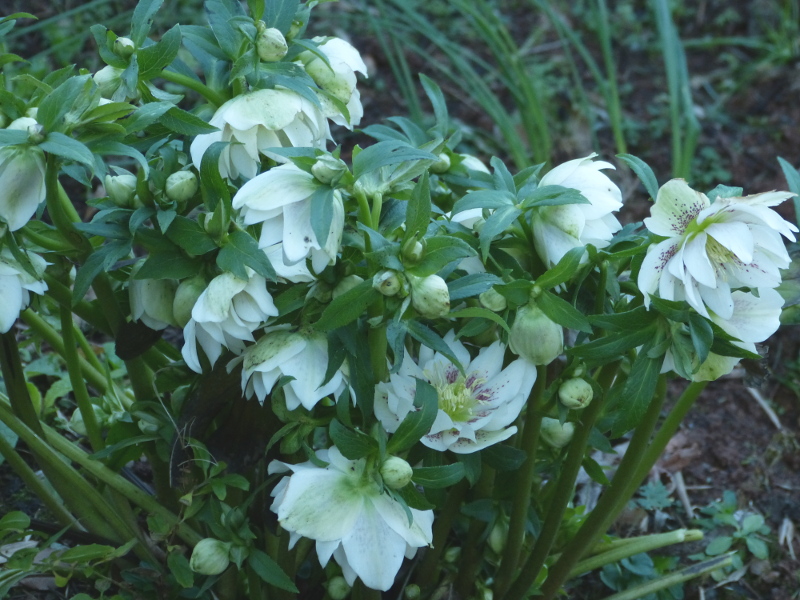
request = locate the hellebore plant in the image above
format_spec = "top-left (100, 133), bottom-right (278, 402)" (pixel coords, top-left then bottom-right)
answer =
top-left (0, 2), bottom-right (796, 599)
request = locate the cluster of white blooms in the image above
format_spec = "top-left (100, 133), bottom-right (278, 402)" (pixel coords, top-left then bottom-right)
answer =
top-left (638, 178), bottom-right (797, 379)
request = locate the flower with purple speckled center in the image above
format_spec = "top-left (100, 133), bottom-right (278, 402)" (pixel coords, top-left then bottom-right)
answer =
top-left (638, 179), bottom-right (797, 319)
top-left (374, 331), bottom-right (536, 454)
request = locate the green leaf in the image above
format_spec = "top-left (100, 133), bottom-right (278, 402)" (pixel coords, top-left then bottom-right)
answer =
top-left (386, 379), bottom-right (439, 453)
top-left (406, 320), bottom-right (463, 371)
top-left (0, 511), bottom-right (30, 532)
top-left (582, 456), bottom-right (611, 485)
top-left (131, 0), bottom-right (164, 46)
top-left (610, 343), bottom-right (664, 436)
top-left (329, 420), bottom-right (378, 460)
top-left (73, 241), bottom-right (131, 303)
top-left (404, 171), bottom-right (431, 245)
top-left (394, 482), bottom-right (435, 511)
top-left (449, 307), bottom-right (510, 333)
top-left (0, 130), bottom-right (29, 146)
top-left (778, 156), bottom-right (800, 222)
top-left (707, 184), bottom-right (743, 201)
top-left (248, 549), bottom-right (298, 593)
top-left (688, 313), bottom-right (713, 365)
top-left (490, 156), bottom-right (515, 193)
top-left (570, 326), bottom-right (657, 366)
top-left (161, 107), bottom-right (219, 135)
top-left (308, 185), bottom-right (335, 248)
top-left (588, 307), bottom-right (657, 332)
top-left (37, 74), bottom-right (90, 132)
top-left (447, 272), bottom-right (502, 301)
top-left (315, 279), bottom-right (378, 332)
top-left (745, 537), bottom-right (768, 560)
top-left (617, 153), bottom-right (659, 200)
top-left (263, 0), bottom-right (298, 33)
top-left (352, 140), bottom-right (438, 178)
top-left (412, 463), bottom-right (466, 488)
top-left (452, 189), bottom-right (515, 215)
top-left (705, 536), bottom-right (733, 556)
top-left (40, 133), bottom-right (95, 170)
top-left (138, 24), bottom-right (182, 79)
top-left (200, 141), bottom-right (231, 211)
top-left (91, 141), bottom-right (149, 177)
top-left (479, 205), bottom-right (522, 260)
top-left (742, 514), bottom-right (765, 535)
top-left (217, 230), bottom-right (277, 281)
top-left (534, 245), bottom-right (586, 290)
top-left (536, 290), bottom-right (592, 333)
top-left (420, 73), bottom-right (449, 133)
top-left (60, 544), bottom-right (117, 563)
top-left (520, 185), bottom-right (590, 209)
top-left (409, 236), bottom-right (475, 277)
top-left (137, 251), bottom-right (202, 280)
top-left (166, 216), bottom-right (218, 255)
top-left (167, 550), bottom-right (194, 588)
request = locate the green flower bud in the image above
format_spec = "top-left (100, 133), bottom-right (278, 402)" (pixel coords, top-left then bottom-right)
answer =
top-left (113, 37), bottom-right (136, 58)
top-left (540, 417), bottom-right (574, 448)
top-left (311, 154), bottom-right (347, 185)
top-left (256, 25), bottom-right (288, 62)
top-left (333, 274), bottom-right (364, 299)
top-left (304, 58), bottom-right (351, 103)
top-left (165, 171), bottom-right (198, 203)
top-left (327, 576), bottom-right (351, 600)
top-left (93, 65), bottom-right (124, 98)
top-left (558, 378), bottom-right (593, 410)
top-left (173, 276), bottom-right (207, 328)
top-left (479, 288), bottom-right (507, 312)
top-left (407, 273), bottom-right (450, 319)
top-left (444, 546), bottom-right (461, 563)
top-left (488, 517), bottom-right (509, 554)
top-left (404, 585), bottom-right (421, 600)
top-left (105, 174), bottom-right (138, 207)
top-left (509, 302), bottom-right (563, 365)
top-left (373, 270), bottom-right (402, 297)
top-left (286, 19), bottom-right (303, 41)
top-left (401, 238), bottom-right (425, 263)
top-left (380, 456), bottom-right (413, 490)
top-left (430, 153), bottom-right (451, 174)
top-left (24, 107), bottom-right (38, 120)
top-left (189, 538), bottom-right (231, 575)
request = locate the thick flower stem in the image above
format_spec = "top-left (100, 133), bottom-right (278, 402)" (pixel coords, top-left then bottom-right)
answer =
top-left (501, 363), bottom-right (616, 600)
top-left (41, 273), bottom-right (113, 335)
top-left (454, 466), bottom-right (496, 598)
top-left (158, 69), bottom-right (228, 107)
top-left (493, 364), bottom-right (547, 595)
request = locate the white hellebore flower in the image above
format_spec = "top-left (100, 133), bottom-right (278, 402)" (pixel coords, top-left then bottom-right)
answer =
top-left (639, 179), bottom-right (797, 319)
top-left (182, 271), bottom-right (278, 373)
top-left (0, 249), bottom-right (47, 333)
top-left (531, 153), bottom-right (623, 267)
top-left (300, 37), bottom-right (368, 129)
top-left (233, 163), bottom-right (344, 274)
top-left (375, 331), bottom-right (537, 453)
top-left (269, 446), bottom-right (433, 591)
top-left (129, 262), bottom-right (176, 330)
top-left (663, 287), bottom-right (784, 381)
top-left (0, 118), bottom-right (46, 231)
top-left (237, 326), bottom-right (345, 410)
top-left (190, 88), bottom-right (331, 181)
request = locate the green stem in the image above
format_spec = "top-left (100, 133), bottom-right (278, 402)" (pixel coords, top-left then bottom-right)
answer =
top-left (370, 192), bottom-right (383, 230)
top-left (60, 304), bottom-right (104, 452)
top-left (570, 529), bottom-right (703, 577)
top-left (20, 224), bottom-right (74, 253)
top-left (44, 159), bottom-right (91, 255)
top-left (41, 273), bottom-right (113, 335)
top-left (503, 363), bottom-right (615, 600)
top-left (354, 188), bottom-right (372, 229)
top-left (159, 69), bottom-right (228, 107)
top-left (599, 553), bottom-right (735, 600)
top-left (454, 466), bottom-right (496, 598)
top-left (0, 331), bottom-right (43, 434)
top-left (493, 365), bottom-right (547, 595)
top-left (73, 321), bottom-right (104, 373)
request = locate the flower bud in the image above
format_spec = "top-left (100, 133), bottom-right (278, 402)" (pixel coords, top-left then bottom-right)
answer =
top-left (189, 538), bottom-right (231, 575)
top-left (113, 37), bottom-right (136, 58)
top-left (93, 65), bottom-right (124, 98)
top-left (444, 546), bottom-right (461, 563)
top-left (407, 273), bottom-right (450, 319)
top-left (373, 270), bottom-right (402, 297)
top-left (105, 174), bottom-right (138, 207)
top-left (540, 417), bottom-right (574, 449)
top-left (404, 585), bottom-right (421, 600)
top-left (509, 302), bottom-right (563, 365)
top-left (304, 58), bottom-right (351, 103)
top-left (380, 456), bottom-right (413, 490)
top-left (311, 154), bottom-right (347, 184)
top-left (430, 153), bottom-right (451, 174)
top-left (256, 25), bottom-right (288, 62)
top-left (165, 171), bottom-right (198, 203)
top-left (172, 276), bottom-right (207, 328)
top-left (401, 238), bottom-right (424, 263)
top-left (9, 117), bottom-right (43, 142)
top-left (333, 274), bottom-right (364, 299)
top-left (488, 518), bottom-right (509, 554)
top-left (327, 576), bottom-right (351, 600)
top-left (479, 288), bottom-right (507, 312)
top-left (558, 378), bottom-right (593, 410)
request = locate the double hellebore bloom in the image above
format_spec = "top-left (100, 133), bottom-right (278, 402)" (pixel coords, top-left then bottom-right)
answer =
top-left (530, 153), bottom-right (623, 267)
top-left (182, 271), bottom-right (278, 372)
top-left (639, 179), bottom-right (797, 319)
top-left (375, 332), bottom-right (537, 453)
top-left (0, 249), bottom-right (47, 333)
top-left (0, 118), bottom-right (46, 231)
top-left (269, 446), bottom-right (433, 591)
top-left (190, 89), bottom-right (331, 181)
top-left (232, 163), bottom-right (345, 275)
top-left (236, 326), bottom-right (345, 410)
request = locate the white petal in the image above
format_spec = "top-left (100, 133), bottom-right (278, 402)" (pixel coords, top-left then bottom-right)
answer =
top-left (682, 233), bottom-right (717, 288)
top-left (705, 221), bottom-right (754, 263)
top-left (0, 275), bottom-right (23, 333)
top-left (646, 179), bottom-right (709, 236)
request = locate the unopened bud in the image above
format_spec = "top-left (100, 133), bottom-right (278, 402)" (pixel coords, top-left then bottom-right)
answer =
top-left (327, 576), bottom-right (351, 600)
top-left (113, 37), bottom-right (136, 58)
top-left (173, 276), bottom-right (207, 328)
top-left (402, 239), bottom-right (424, 263)
top-left (165, 171), bottom-right (198, 203)
top-left (93, 65), bottom-right (124, 98)
top-left (479, 288), bottom-right (507, 312)
top-left (256, 25), bottom-right (288, 62)
top-left (444, 546), bottom-right (461, 563)
top-left (558, 378), bottom-right (593, 410)
top-left (373, 270), bottom-right (402, 297)
top-left (105, 174), bottom-right (138, 207)
top-left (380, 456), bottom-right (413, 490)
top-left (9, 117), bottom-right (42, 142)
top-left (25, 107), bottom-right (38, 120)
top-left (407, 273), bottom-right (450, 319)
top-left (404, 585), bottom-right (421, 600)
top-left (333, 274), bottom-right (364, 299)
top-left (509, 302), bottom-right (563, 365)
top-left (430, 153), bottom-right (451, 174)
top-left (305, 58), bottom-right (351, 103)
top-left (311, 155), bottom-right (347, 185)
top-left (540, 417), bottom-right (574, 449)
top-left (189, 539), bottom-right (231, 575)
top-left (488, 518), bottom-right (509, 554)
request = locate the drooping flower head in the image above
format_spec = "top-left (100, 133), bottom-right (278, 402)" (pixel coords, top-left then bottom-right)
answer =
top-left (0, 117), bottom-right (46, 232)
top-left (0, 248), bottom-right (47, 333)
top-left (531, 153), bottom-right (623, 267)
top-left (269, 446), bottom-right (433, 591)
top-left (190, 89), bottom-right (331, 181)
top-left (638, 179), bottom-right (797, 319)
top-left (182, 271), bottom-right (278, 372)
top-left (375, 331), bottom-right (537, 453)
top-left (232, 163), bottom-right (344, 274)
